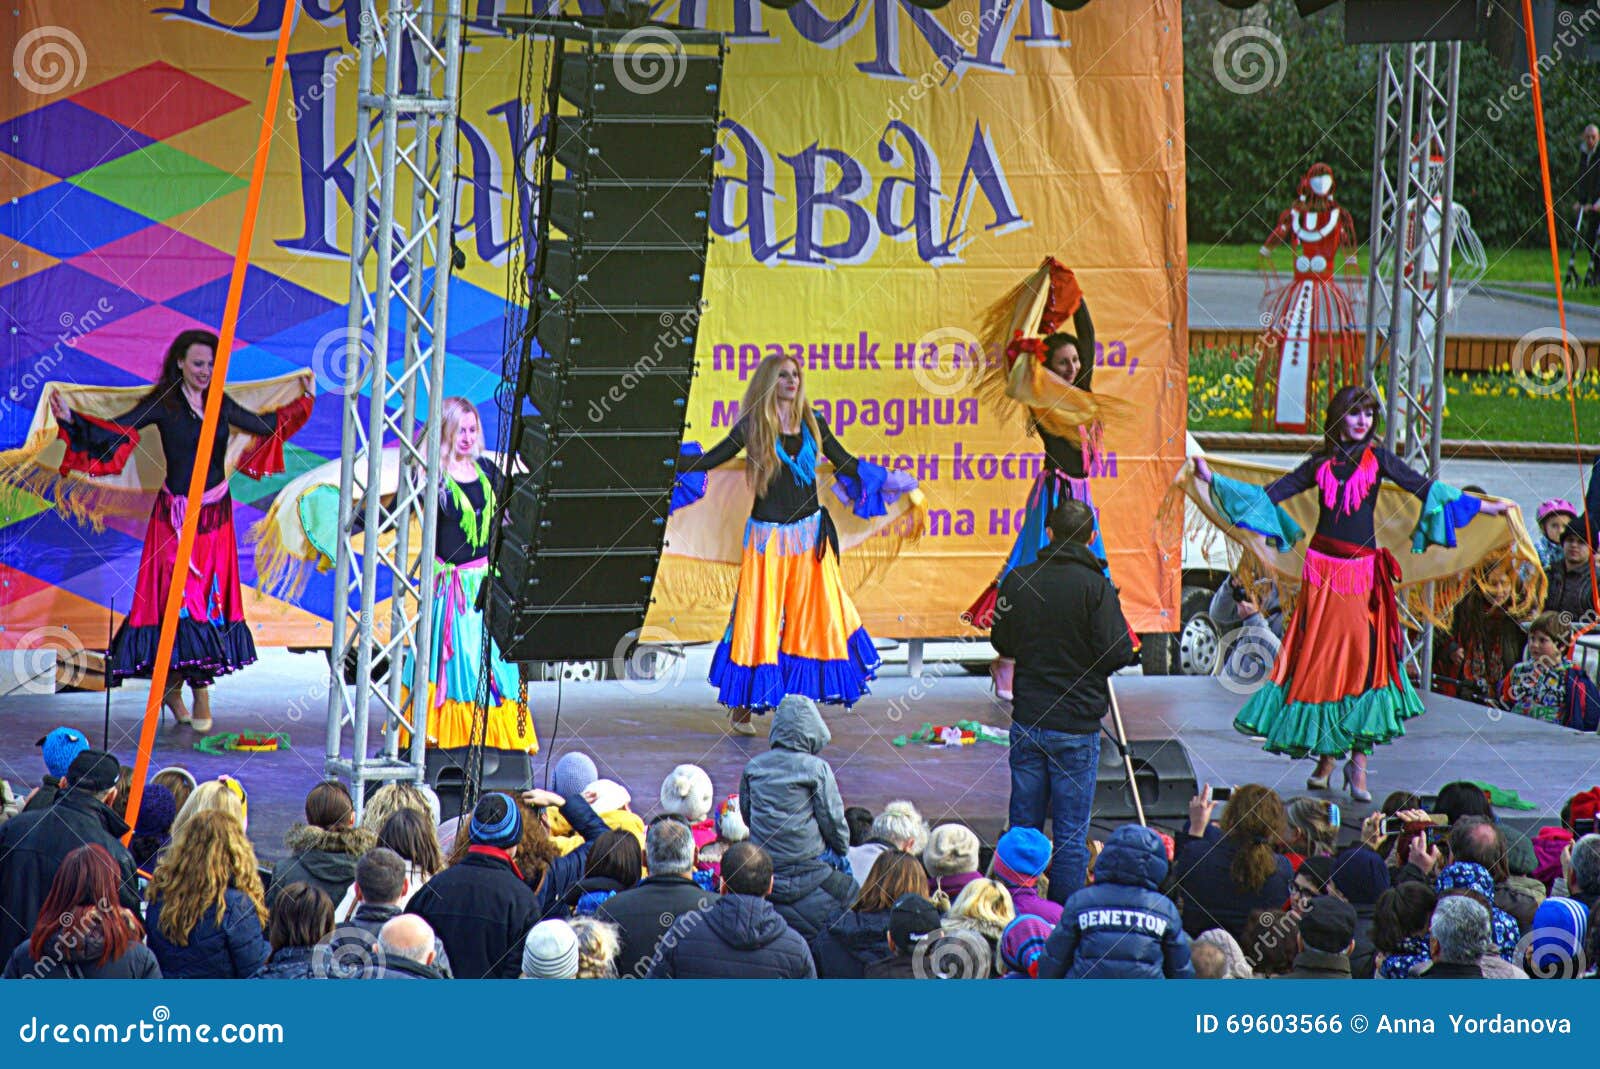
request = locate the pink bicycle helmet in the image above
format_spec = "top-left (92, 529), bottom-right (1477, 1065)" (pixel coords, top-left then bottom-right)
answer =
top-left (1538, 499), bottom-right (1579, 524)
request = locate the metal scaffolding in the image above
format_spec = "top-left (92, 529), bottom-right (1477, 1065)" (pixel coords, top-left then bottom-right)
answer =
top-left (1360, 42), bottom-right (1462, 688)
top-left (325, 0), bottom-right (465, 817)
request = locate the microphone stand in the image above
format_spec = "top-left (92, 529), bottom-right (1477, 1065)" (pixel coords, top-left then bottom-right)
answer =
top-left (1100, 677), bottom-right (1146, 827)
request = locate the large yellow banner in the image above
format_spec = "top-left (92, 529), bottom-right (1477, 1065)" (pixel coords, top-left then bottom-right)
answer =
top-left (0, 0), bottom-right (1184, 651)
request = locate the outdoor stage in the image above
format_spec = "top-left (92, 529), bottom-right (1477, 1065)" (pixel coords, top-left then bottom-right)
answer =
top-left (3, 648), bottom-right (1596, 863)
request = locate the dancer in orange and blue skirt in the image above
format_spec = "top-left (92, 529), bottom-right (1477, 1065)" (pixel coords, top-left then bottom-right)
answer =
top-left (1193, 386), bottom-right (1510, 801)
top-left (675, 353), bottom-right (916, 734)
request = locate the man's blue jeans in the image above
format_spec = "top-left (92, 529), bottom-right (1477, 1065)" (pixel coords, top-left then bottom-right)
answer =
top-left (1007, 722), bottom-right (1100, 904)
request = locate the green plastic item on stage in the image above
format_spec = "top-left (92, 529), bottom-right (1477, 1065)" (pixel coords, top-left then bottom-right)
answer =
top-left (193, 732), bottom-right (292, 755)
top-left (891, 721), bottom-right (1009, 747)
top-left (1464, 780), bottom-right (1538, 811)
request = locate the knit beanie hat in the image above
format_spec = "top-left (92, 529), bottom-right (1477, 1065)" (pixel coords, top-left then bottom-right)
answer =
top-left (469, 792), bottom-right (522, 849)
top-left (134, 785), bottom-right (178, 840)
top-left (659, 765), bottom-right (714, 823)
top-left (717, 794), bottom-right (748, 842)
top-left (1195, 927), bottom-right (1255, 978)
top-left (1000, 915), bottom-right (1052, 977)
top-left (584, 778), bottom-right (631, 814)
top-left (520, 919), bottom-right (580, 979)
top-left (552, 752), bottom-right (598, 801)
top-left (1504, 829), bottom-right (1539, 877)
top-left (924, 824), bottom-right (981, 878)
top-left (1528, 897), bottom-right (1589, 976)
top-left (994, 827), bottom-right (1051, 886)
top-left (37, 727), bottom-right (89, 780)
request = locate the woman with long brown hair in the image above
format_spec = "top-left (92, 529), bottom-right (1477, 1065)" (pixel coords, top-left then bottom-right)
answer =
top-left (45, 330), bottom-right (313, 730)
top-left (144, 809), bottom-right (270, 978)
top-left (676, 354), bottom-right (895, 733)
top-left (810, 849), bottom-right (931, 978)
top-left (1194, 386), bottom-right (1512, 800)
top-left (2, 844), bottom-right (160, 979)
top-left (1172, 783), bottom-right (1294, 942)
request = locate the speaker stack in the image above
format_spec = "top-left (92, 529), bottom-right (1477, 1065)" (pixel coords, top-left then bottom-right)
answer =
top-left (487, 20), bottom-right (726, 664)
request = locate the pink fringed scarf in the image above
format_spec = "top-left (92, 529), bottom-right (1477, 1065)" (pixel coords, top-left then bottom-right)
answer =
top-left (1315, 446), bottom-right (1377, 517)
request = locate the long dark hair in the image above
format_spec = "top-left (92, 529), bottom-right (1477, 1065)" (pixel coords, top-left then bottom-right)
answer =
top-left (31, 844), bottom-right (141, 966)
top-left (145, 330), bottom-right (220, 411)
top-left (1042, 331), bottom-right (1093, 391)
top-left (1319, 385), bottom-right (1380, 457)
top-left (378, 808), bottom-right (443, 878)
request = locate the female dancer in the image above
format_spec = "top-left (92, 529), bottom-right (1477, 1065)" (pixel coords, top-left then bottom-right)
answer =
top-left (405, 397), bottom-right (536, 753)
top-left (1193, 386), bottom-right (1509, 800)
top-left (48, 330), bottom-right (312, 731)
top-left (676, 354), bottom-right (884, 734)
top-left (964, 259), bottom-right (1132, 699)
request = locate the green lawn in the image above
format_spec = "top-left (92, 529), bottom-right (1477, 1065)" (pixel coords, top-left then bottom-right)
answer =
top-left (1187, 347), bottom-right (1599, 443)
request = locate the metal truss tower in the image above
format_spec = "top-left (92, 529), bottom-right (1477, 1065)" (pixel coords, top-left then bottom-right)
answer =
top-left (325, 0), bottom-right (465, 817)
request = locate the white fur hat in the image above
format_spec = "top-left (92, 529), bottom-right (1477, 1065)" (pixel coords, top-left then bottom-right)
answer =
top-left (659, 764), bottom-right (714, 823)
top-left (583, 778), bottom-right (631, 814)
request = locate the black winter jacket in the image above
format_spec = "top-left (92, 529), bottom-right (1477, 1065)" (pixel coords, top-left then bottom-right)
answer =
top-left (1170, 825), bottom-right (1294, 940)
top-left (990, 538), bottom-right (1137, 733)
top-left (534, 796), bottom-right (612, 920)
top-left (407, 849), bottom-right (539, 980)
top-left (0, 790), bottom-right (141, 964)
top-left (266, 823), bottom-right (375, 908)
top-left (2, 924), bottom-right (161, 979)
top-left (146, 888), bottom-right (270, 979)
top-left (646, 894), bottom-right (816, 979)
top-left (595, 875), bottom-right (715, 978)
top-left (809, 908), bottom-right (893, 978)
top-left (766, 862), bottom-right (853, 942)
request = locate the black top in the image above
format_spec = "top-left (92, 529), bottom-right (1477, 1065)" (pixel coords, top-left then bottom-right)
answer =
top-left (64, 395), bottom-right (280, 494)
top-left (1030, 299), bottom-right (1096, 478)
top-left (435, 458), bottom-right (503, 566)
top-left (1579, 145), bottom-right (1600, 205)
top-left (1264, 440), bottom-right (1431, 549)
top-left (679, 414), bottom-right (859, 524)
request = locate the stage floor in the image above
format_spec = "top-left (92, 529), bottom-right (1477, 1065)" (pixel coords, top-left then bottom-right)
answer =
top-left (4, 648), bottom-right (1597, 862)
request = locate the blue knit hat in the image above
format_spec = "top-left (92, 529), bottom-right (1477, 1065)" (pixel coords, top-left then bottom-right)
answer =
top-left (552, 752), bottom-right (598, 802)
top-left (470, 792), bottom-right (522, 849)
top-left (1528, 897), bottom-right (1588, 976)
top-left (1001, 915), bottom-right (1053, 976)
top-left (36, 727), bottom-right (89, 779)
top-left (994, 827), bottom-right (1052, 886)
top-left (134, 784), bottom-right (178, 840)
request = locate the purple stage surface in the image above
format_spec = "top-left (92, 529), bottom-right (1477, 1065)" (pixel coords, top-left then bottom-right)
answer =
top-left (2, 650), bottom-right (1594, 864)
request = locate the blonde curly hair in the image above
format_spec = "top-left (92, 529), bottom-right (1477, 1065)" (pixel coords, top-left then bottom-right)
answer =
top-left (567, 915), bottom-right (621, 979)
top-left (146, 809), bottom-right (265, 946)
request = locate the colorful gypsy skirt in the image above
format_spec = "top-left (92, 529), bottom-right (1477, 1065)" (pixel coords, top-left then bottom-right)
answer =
top-left (1234, 535), bottom-right (1423, 756)
top-left (708, 510), bottom-right (881, 711)
top-left (964, 468), bottom-right (1108, 628)
top-left (403, 558), bottom-right (538, 752)
top-left (110, 485), bottom-right (256, 687)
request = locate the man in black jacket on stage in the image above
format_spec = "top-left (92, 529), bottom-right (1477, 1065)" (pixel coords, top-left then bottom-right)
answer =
top-left (990, 498), bottom-right (1138, 903)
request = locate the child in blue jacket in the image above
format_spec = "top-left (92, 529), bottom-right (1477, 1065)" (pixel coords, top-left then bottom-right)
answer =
top-left (1035, 823), bottom-right (1194, 979)
top-left (1501, 612), bottom-right (1600, 732)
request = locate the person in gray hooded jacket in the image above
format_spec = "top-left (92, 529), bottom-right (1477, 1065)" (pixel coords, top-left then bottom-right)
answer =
top-left (738, 695), bottom-right (856, 939)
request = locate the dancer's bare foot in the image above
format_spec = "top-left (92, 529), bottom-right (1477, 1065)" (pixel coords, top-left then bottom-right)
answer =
top-left (728, 707), bottom-right (756, 736)
top-left (190, 684), bottom-right (213, 734)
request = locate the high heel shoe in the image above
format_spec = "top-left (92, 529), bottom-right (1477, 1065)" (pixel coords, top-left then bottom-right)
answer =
top-left (1306, 771), bottom-right (1331, 791)
top-left (1342, 760), bottom-right (1371, 803)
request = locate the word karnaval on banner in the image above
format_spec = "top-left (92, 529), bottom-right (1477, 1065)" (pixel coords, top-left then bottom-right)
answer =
top-left (714, 119), bottom-right (1025, 267)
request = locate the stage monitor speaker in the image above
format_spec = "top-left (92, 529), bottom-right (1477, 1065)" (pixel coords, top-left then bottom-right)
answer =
top-left (425, 747), bottom-right (535, 819)
top-left (528, 362), bottom-right (690, 432)
top-left (1092, 737), bottom-right (1198, 822)
top-left (551, 178), bottom-right (711, 246)
top-left (1343, 0), bottom-right (1487, 43)
top-left (544, 240), bottom-right (706, 307)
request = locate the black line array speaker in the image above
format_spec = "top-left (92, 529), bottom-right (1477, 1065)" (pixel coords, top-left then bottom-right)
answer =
top-left (1092, 738), bottom-right (1198, 821)
top-left (487, 22), bottom-right (725, 664)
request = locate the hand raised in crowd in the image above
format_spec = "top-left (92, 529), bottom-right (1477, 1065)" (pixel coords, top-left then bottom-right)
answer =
top-left (48, 392), bottom-right (73, 424)
top-left (1187, 784), bottom-right (1217, 837)
top-left (521, 788), bottom-right (563, 810)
